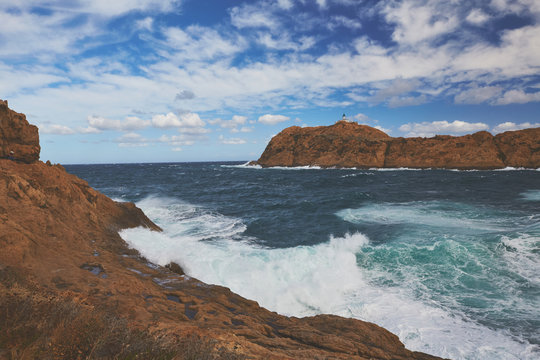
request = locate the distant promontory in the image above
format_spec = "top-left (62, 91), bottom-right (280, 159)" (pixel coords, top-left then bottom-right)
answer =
top-left (254, 120), bottom-right (540, 169)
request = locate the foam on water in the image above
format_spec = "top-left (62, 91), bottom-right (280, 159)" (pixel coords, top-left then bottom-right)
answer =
top-left (369, 167), bottom-right (425, 171)
top-left (222, 162), bottom-right (262, 169)
top-left (499, 234), bottom-right (540, 285)
top-left (120, 196), bottom-right (539, 360)
top-left (263, 165), bottom-right (323, 170)
top-left (521, 189), bottom-right (540, 201)
top-left (494, 167), bottom-right (540, 171)
top-left (337, 201), bottom-right (509, 233)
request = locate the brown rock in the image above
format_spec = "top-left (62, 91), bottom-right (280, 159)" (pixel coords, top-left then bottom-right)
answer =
top-left (494, 128), bottom-right (540, 168)
top-left (257, 121), bottom-right (390, 168)
top-left (0, 99), bottom-right (40, 163)
top-left (256, 120), bottom-right (540, 169)
top-left (0, 101), bottom-right (445, 359)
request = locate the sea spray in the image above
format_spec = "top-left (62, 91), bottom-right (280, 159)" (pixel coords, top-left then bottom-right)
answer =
top-left (120, 196), bottom-right (539, 360)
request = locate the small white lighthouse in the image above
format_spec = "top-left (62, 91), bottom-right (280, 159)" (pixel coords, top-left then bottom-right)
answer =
top-left (338, 113), bottom-right (351, 123)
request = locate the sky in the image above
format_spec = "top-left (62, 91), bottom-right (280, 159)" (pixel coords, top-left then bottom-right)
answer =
top-left (1, 0), bottom-right (539, 164)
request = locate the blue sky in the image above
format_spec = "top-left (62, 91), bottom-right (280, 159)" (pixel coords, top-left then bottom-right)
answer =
top-left (1, 0), bottom-right (539, 164)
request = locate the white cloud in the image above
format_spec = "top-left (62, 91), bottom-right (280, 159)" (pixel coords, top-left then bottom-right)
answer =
top-left (39, 124), bottom-right (76, 135)
top-left (374, 125), bottom-right (391, 135)
top-left (383, 1), bottom-right (459, 45)
top-left (353, 113), bottom-right (370, 123)
top-left (388, 94), bottom-right (427, 107)
top-left (159, 134), bottom-right (195, 146)
top-left (492, 121), bottom-right (540, 133)
top-left (315, 0), bottom-right (328, 9)
top-left (276, 0), bottom-right (294, 10)
top-left (466, 9), bottom-right (490, 25)
top-left (0, 1), bottom-right (178, 58)
top-left (256, 33), bottom-right (316, 51)
top-left (368, 78), bottom-right (422, 105)
top-left (489, 0), bottom-right (540, 16)
top-left (178, 126), bottom-right (211, 135)
top-left (399, 120), bottom-right (490, 137)
top-left (115, 132), bottom-right (148, 147)
top-left (2, 0), bottom-right (540, 161)
top-left (0, 64), bottom-right (67, 95)
top-left (175, 90), bottom-right (195, 100)
top-left (230, 4), bottom-right (278, 29)
top-left (152, 113), bottom-right (182, 128)
top-left (163, 25), bottom-right (245, 62)
top-left (231, 126), bottom-right (254, 133)
top-left (151, 112), bottom-right (205, 129)
top-left (136, 17), bottom-right (154, 31)
top-left (0, 10), bottom-right (95, 57)
top-left (452, 25), bottom-right (540, 78)
top-left (179, 112), bottom-right (205, 127)
top-left (327, 16), bottom-right (361, 31)
top-left (258, 114), bottom-right (290, 125)
top-left (49, 0), bottom-right (179, 17)
top-left (496, 89), bottom-right (540, 105)
top-left (79, 126), bottom-right (102, 134)
top-left (454, 86), bottom-right (503, 104)
top-left (210, 115), bottom-right (248, 130)
top-left (88, 115), bottom-right (150, 131)
top-left (219, 135), bottom-right (247, 145)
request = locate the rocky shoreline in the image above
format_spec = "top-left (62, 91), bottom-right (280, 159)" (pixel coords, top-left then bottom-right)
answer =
top-left (0, 100), bottom-right (444, 359)
top-left (254, 121), bottom-right (539, 169)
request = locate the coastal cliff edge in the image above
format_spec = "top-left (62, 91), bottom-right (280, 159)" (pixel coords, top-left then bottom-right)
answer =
top-left (0, 100), bottom-right (443, 359)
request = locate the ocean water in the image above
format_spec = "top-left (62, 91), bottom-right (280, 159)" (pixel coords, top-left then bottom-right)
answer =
top-left (66, 162), bottom-right (540, 360)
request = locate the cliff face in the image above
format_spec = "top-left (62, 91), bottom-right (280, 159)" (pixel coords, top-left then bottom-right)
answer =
top-left (256, 121), bottom-right (540, 169)
top-left (0, 100), bottom-right (40, 163)
top-left (0, 100), bottom-right (443, 359)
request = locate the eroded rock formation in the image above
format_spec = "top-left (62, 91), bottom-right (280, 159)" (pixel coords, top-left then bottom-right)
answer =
top-left (0, 100), bottom-right (40, 163)
top-left (0, 100), bottom-right (443, 359)
top-left (256, 121), bottom-right (540, 169)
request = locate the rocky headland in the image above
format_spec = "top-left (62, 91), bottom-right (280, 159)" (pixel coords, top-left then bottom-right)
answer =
top-left (255, 120), bottom-right (539, 169)
top-left (0, 99), bottom-right (443, 359)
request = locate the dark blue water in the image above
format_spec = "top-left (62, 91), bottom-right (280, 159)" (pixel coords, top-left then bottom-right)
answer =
top-left (66, 162), bottom-right (540, 360)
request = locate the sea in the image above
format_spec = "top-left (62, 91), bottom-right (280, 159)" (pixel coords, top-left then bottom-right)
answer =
top-left (65, 162), bottom-right (540, 360)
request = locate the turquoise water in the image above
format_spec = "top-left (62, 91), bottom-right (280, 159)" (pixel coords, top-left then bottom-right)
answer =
top-left (66, 163), bottom-right (540, 359)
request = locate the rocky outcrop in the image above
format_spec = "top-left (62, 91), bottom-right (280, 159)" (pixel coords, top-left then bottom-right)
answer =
top-left (0, 101), bottom-right (443, 359)
top-left (0, 99), bottom-right (40, 163)
top-left (494, 127), bottom-right (540, 168)
top-left (256, 121), bottom-right (540, 169)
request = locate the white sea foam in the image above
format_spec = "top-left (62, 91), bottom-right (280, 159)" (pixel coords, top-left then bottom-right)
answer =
top-left (369, 167), bottom-right (425, 171)
top-left (521, 189), bottom-right (540, 201)
top-left (265, 165), bottom-right (323, 170)
top-left (341, 172), bottom-right (375, 178)
top-left (221, 164), bottom-right (323, 170)
top-left (337, 202), bottom-right (507, 233)
top-left (221, 162), bottom-right (262, 169)
top-left (120, 197), bottom-right (539, 360)
top-left (224, 164), bottom-right (540, 171)
top-left (224, 163), bottom-right (363, 170)
top-left (494, 167), bottom-right (539, 171)
top-left (499, 234), bottom-right (540, 285)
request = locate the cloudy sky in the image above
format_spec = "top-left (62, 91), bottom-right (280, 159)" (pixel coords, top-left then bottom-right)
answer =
top-left (2, 0), bottom-right (539, 164)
